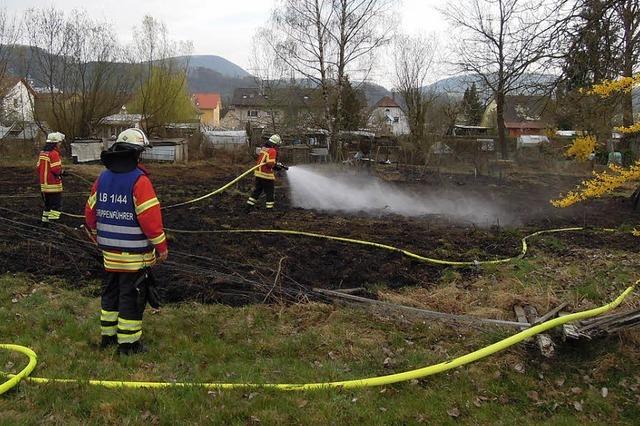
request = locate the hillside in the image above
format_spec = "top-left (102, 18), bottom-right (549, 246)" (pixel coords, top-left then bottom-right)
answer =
top-left (175, 54), bottom-right (251, 78)
top-left (187, 66), bottom-right (255, 99)
top-left (426, 73), bottom-right (557, 100)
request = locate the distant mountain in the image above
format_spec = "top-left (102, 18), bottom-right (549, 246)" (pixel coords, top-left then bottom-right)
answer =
top-left (426, 73), bottom-right (558, 100)
top-left (175, 55), bottom-right (251, 78)
top-left (357, 82), bottom-right (391, 106)
top-left (426, 75), bottom-right (484, 97)
top-left (186, 66), bottom-right (255, 99)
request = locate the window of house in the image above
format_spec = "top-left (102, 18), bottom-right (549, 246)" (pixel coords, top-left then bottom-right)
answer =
top-left (393, 116), bottom-right (399, 123)
top-left (248, 110), bottom-right (259, 117)
top-left (13, 98), bottom-right (18, 108)
top-left (385, 108), bottom-right (390, 113)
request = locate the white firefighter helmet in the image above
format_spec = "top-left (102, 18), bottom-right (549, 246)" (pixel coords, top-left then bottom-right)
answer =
top-left (268, 134), bottom-right (282, 146)
top-left (115, 128), bottom-right (150, 151)
top-left (46, 132), bottom-right (65, 143)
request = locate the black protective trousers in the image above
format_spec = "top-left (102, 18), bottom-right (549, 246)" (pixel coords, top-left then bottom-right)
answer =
top-left (100, 270), bottom-right (147, 344)
top-left (41, 192), bottom-right (62, 222)
top-left (247, 177), bottom-right (275, 209)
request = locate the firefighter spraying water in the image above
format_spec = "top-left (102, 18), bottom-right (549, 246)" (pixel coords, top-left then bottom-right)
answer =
top-left (245, 134), bottom-right (288, 212)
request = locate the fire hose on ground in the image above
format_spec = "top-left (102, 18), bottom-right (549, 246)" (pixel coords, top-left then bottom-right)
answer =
top-left (1, 284), bottom-right (636, 393)
top-left (0, 165), bottom-right (636, 394)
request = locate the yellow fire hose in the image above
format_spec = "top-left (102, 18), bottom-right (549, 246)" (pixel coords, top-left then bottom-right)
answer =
top-left (3, 165), bottom-right (634, 394)
top-left (161, 164), bottom-right (261, 210)
top-left (167, 227), bottom-right (612, 266)
top-left (59, 164), bottom-right (261, 218)
top-left (1, 283), bottom-right (635, 393)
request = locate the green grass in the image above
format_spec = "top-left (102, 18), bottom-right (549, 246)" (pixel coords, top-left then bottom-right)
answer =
top-left (2, 272), bottom-right (640, 425)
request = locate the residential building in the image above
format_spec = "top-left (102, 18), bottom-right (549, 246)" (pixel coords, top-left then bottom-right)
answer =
top-left (368, 96), bottom-right (410, 136)
top-left (0, 77), bottom-right (36, 125)
top-left (482, 95), bottom-right (555, 137)
top-left (192, 92), bottom-right (222, 128)
top-left (221, 87), bottom-right (317, 131)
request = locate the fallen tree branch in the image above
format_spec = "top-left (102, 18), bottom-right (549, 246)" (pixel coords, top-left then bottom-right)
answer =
top-left (313, 288), bottom-right (529, 328)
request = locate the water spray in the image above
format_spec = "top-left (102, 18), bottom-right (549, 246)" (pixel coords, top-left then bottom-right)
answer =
top-left (285, 165), bottom-right (515, 226)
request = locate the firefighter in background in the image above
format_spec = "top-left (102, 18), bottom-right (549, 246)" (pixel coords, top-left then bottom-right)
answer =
top-left (246, 134), bottom-right (288, 212)
top-left (85, 128), bottom-right (168, 355)
top-left (37, 132), bottom-right (66, 223)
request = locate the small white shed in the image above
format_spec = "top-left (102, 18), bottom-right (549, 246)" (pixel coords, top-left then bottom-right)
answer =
top-left (141, 140), bottom-right (189, 163)
top-left (517, 135), bottom-right (549, 149)
top-left (203, 130), bottom-right (247, 150)
top-left (71, 139), bottom-right (105, 163)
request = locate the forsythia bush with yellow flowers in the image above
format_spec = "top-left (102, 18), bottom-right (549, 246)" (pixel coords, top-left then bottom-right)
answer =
top-left (553, 74), bottom-right (640, 210)
top-left (585, 75), bottom-right (640, 98)
top-left (616, 122), bottom-right (640, 134)
top-left (565, 135), bottom-right (596, 161)
top-left (552, 161), bottom-right (640, 208)
top-left (587, 74), bottom-right (640, 135)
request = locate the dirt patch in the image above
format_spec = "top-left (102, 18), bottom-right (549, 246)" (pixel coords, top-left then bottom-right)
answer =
top-left (1, 163), bottom-right (639, 305)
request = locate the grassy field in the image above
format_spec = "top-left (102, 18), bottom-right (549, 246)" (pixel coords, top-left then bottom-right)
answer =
top-left (2, 234), bottom-right (640, 426)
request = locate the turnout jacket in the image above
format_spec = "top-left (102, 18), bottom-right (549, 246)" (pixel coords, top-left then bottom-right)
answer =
top-left (254, 146), bottom-right (277, 180)
top-left (37, 145), bottom-right (63, 193)
top-left (85, 165), bottom-right (167, 272)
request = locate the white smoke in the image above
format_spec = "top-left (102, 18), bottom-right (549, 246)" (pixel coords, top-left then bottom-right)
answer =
top-left (286, 165), bottom-right (516, 226)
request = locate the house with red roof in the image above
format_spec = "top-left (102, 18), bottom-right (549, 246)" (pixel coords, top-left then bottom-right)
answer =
top-left (192, 92), bottom-right (222, 128)
top-left (482, 95), bottom-right (555, 137)
top-left (368, 95), bottom-right (410, 136)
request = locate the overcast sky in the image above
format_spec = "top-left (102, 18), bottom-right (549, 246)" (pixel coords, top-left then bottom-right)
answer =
top-left (6, 0), bottom-right (450, 88)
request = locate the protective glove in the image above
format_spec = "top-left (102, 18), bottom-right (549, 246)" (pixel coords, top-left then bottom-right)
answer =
top-left (156, 249), bottom-right (169, 264)
top-left (274, 162), bottom-right (289, 171)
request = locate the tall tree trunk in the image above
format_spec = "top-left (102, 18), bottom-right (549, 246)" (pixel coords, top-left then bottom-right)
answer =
top-left (496, 90), bottom-right (507, 159)
top-left (621, 20), bottom-right (635, 128)
top-left (319, 79), bottom-right (334, 156)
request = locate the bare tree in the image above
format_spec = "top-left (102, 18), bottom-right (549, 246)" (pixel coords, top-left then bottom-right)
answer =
top-left (556, 0), bottom-right (622, 139)
top-left (267, 0), bottom-right (394, 160)
top-left (128, 15), bottom-right (194, 135)
top-left (442, 0), bottom-right (574, 159)
top-left (393, 34), bottom-right (437, 153)
top-left (329, 0), bottom-right (394, 158)
top-left (25, 7), bottom-right (135, 145)
top-left (613, 0), bottom-right (640, 128)
top-left (249, 28), bottom-right (290, 133)
top-left (0, 8), bottom-right (19, 83)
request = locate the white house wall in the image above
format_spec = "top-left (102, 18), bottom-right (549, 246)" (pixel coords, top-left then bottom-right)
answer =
top-left (369, 106), bottom-right (410, 136)
top-left (1, 82), bottom-right (35, 123)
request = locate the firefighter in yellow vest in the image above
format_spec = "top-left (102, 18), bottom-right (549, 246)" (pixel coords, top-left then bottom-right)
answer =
top-left (246, 134), bottom-right (288, 212)
top-left (36, 132), bottom-right (66, 223)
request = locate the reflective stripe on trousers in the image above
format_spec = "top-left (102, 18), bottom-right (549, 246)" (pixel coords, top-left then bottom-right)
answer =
top-left (100, 309), bottom-right (118, 336)
top-left (117, 318), bottom-right (142, 344)
top-left (102, 250), bottom-right (156, 272)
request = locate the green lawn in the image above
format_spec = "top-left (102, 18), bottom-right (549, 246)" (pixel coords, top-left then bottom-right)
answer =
top-left (2, 266), bottom-right (640, 425)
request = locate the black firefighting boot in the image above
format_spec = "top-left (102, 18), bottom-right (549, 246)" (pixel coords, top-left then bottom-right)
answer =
top-left (100, 335), bottom-right (117, 348)
top-left (118, 341), bottom-right (148, 355)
